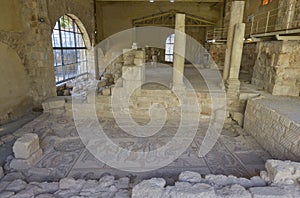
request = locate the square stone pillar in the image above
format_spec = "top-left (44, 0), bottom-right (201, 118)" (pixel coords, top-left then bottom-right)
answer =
top-left (226, 23), bottom-right (246, 113)
top-left (173, 13), bottom-right (186, 90)
top-left (228, 23), bottom-right (246, 81)
top-left (223, 1), bottom-right (245, 81)
top-left (226, 23), bottom-right (246, 94)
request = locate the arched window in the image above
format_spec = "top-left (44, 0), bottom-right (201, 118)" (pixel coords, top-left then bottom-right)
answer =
top-left (165, 34), bottom-right (175, 62)
top-left (52, 15), bottom-right (87, 84)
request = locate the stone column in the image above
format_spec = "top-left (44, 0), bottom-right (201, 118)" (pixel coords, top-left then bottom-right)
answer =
top-left (226, 23), bottom-right (246, 98)
top-left (173, 13), bottom-right (186, 89)
top-left (223, 1), bottom-right (245, 81)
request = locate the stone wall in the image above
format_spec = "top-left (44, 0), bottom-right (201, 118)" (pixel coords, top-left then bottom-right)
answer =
top-left (0, 0), bottom-right (95, 125)
top-left (252, 41), bottom-right (300, 96)
top-left (244, 97), bottom-right (300, 161)
top-left (207, 44), bottom-right (226, 70)
top-left (241, 43), bottom-right (257, 76)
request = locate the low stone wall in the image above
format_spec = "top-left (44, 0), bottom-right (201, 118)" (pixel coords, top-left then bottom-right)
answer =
top-left (95, 89), bottom-right (213, 118)
top-left (251, 41), bottom-right (300, 97)
top-left (133, 160), bottom-right (300, 198)
top-left (1, 159), bottom-right (300, 197)
top-left (244, 97), bottom-right (300, 161)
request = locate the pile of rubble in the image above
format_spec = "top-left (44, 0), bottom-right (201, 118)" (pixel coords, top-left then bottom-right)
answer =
top-left (56, 84), bottom-right (72, 96)
top-left (0, 175), bottom-right (130, 198)
top-left (0, 159), bottom-right (299, 197)
top-left (133, 160), bottom-right (300, 197)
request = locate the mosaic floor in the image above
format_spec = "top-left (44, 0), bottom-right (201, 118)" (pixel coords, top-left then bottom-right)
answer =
top-left (0, 105), bottom-right (272, 184)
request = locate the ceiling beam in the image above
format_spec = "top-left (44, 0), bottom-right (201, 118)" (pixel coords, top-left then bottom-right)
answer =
top-left (96, 0), bottom-right (223, 2)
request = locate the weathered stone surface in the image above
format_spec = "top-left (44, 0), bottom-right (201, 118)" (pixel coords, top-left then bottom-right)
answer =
top-left (0, 166), bottom-right (3, 179)
top-left (249, 186), bottom-right (291, 198)
top-left (28, 167), bottom-right (51, 177)
top-left (42, 97), bottom-right (66, 112)
top-left (167, 182), bottom-right (216, 198)
top-left (98, 175), bottom-right (115, 189)
top-left (244, 97), bottom-right (300, 161)
top-left (0, 191), bottom-right (15, 198)
top-left (132, 178), bottom-right (166, 198)
top-left (0, 160), bottom-right (300, 197)
top-left (252, 41), bottom-right (300, 96)
top-left (134, 58), bottom-right (144, 66)
top-left (115, 177), bottom-right (130, 189)
top-left (10, 190), bottom-right (34, 198)
top-left (10, 149), bottom-right (43, 170)
top-left (34, 182), bottom-right (59, 194)
top-left (122, 65), bottom-right (145, 81)
top-left (1, 172), bottom-right (26, 182)
top-left (13, 133), bottom-right (40, 159)
top-left (178, 171), bottom-right (202, 183)
top-left (208, 44), bottom-right (226, 70)
top-left (59, 178), bottom-right (85, 191)
top-left (205, 174), bottom-right (253, 188)
top-left (98, 80), bottom-right (107, 88)
top-left (265, 160), bottom-right (300, 183)
top-left (217, 184), bottom-right (251, 198)
top-left (102, 88), bottom-right (111, 96)
top-left (35, 194), bottom-right (55, 198)
top-left (6, 179), bottom-right (27, 192)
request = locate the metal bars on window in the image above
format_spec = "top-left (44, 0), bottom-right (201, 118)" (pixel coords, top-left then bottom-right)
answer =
top-left (52, 15), bottom-right (87, 84)
top-left (165, 34), bottom-right (175, 62)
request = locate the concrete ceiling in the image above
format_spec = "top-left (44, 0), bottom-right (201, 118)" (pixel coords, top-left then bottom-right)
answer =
top-left (96, 0), bottom-right (223, 2)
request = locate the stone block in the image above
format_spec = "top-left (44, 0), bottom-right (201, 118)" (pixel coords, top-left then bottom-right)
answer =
top-left (122, 65), bottom-right (145, 82)
top-left (59, 177), bottom-right (85, 190)
top-left (249, 186), bottom-right (291, 198)
top-left (0, 166), bottom-right (3, 178)
top-left (98, 80), bottom-right (107, 88)
top-left (132, 178), bottom-right (166, 198)
top-left (0, 191), bottom-right (15, 198)
top-left (42, 97), bottom-right (65, 112)
top-left (134, 50), bottom-right (145, 59)
top-left (123, 80), bottom-right (142, 93)
top-left (102, 88), bottom-right (111, 96)
top-left (168, 182), bottom-right (216, 197)
top-left (231, 112), bottom-right (244, 126)
top-left (134, 58), bottom-right (144, 66)
top-left (265, 160), bottom-right (300, 183)
top-left (6, 179), bottom-right (27, 192)
top-left (123, 49), bottom-right (135, 65)
top-left (28, 167), bottom-right (52, 177)
top-left (10, 149), bottom-right (43, 170)
top-left (218, 184), bottom-right (251, 198)
top-left (13, 133), bottom-right (40, 159)
top-left (272, 85), bottom-right (299, 97)
top-left (178, 171), bottom-right (202, 183)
